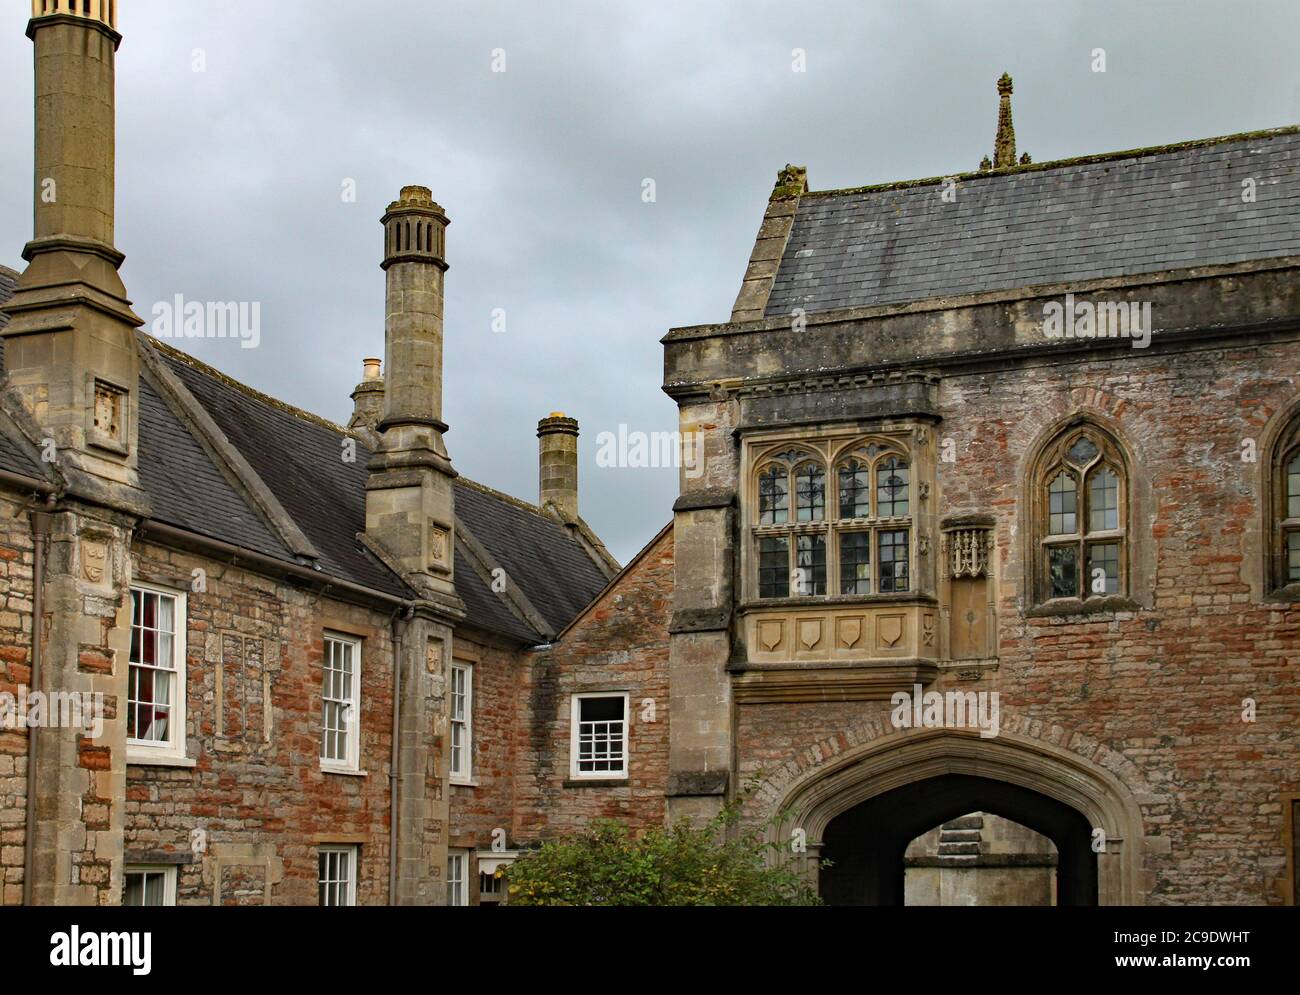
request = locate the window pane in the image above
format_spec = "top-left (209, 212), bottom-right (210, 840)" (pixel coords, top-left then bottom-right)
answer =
top-left (1066, 435), bottom-right (1099, 467)
top-left (322, 637), bottom-right (356, 764)
top-left (839, 532), bottom-right (871, 595)
top-left (1048, 471), bottom-right (1077, 535)
top-left (1288, 530), bottom-right (1300, 583)
top-left (447, 854), bottom-right (464, 907)
top-left (838, 460), bottom-right (870, 519)
top-left (144, 872), bottom-right (165, 906)
top-left (124, 873), bottom-right (145, 906)
top-left (1089, 467), bottom-right (1119, 532)
top-left (878, 530), bottom-right (909, 593)
top-left (794, 463), bottom-right (825, 522)
top-left (758, 536), bottom-right (790, 598)
top-left (1288, 453), bottom-right (1300, 519)
top-left (319, 848), bottom-right (352, 906)
top-left (758, 466), bottom-right (789, 525)
top-left (875, 457), bottom-right (909, 517)
top-left (1048, 545), bottom-right (1078, 599)
top-left (576, 697), bottom-right (625, 774)
top-left (580, 696), bottom-right (623, 722)
top-left (793, 534), bottom-right (826, 596)
top-left (450, 665), bottom-right (469, 777)
top-left (129, 591), bottom-right (179, 746)
top-left (1087, 542), bottom-right (1120, 595)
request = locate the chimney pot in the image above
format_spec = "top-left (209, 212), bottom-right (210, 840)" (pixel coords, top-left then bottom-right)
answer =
top-left (363, 357), bottom-right (382, 381)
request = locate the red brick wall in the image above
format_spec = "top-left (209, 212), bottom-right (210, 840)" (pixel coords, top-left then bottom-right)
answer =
top-left (733, 344), bottom-right (1300, 905)
top-left (511, 527), bottom-right (673, 841)
top-left (448, 635), bottom-right (520, 854)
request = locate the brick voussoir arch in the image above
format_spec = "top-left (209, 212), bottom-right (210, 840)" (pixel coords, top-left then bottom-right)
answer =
top-left (750, 716), bottom-right (1155, 905)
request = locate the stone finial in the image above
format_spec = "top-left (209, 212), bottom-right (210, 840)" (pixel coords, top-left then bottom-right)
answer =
top-left (993, 72), bottom-right (1017, 169)
top-left (771, 164), bottom-right (808, 201)
top-left (979, 155), bottom-right (992, 172)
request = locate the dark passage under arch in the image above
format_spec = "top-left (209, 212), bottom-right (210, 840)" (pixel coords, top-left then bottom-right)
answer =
top-left (819, 773), bottom-right (1098, 906)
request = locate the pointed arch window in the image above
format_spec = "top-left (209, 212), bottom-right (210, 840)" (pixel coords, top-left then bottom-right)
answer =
top-left (1270, 414), bottom-right (1300, 593)
top-left (1035, 427), bottom-right (1127, 602)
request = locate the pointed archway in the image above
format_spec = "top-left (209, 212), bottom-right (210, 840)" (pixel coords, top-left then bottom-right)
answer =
top-left (821, 774), bottom-right (1094, 905)
top-left (763, 728), bottom-right (1147, 905)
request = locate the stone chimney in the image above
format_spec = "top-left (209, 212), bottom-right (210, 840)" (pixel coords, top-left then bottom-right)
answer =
top-left (364, 186), bottom-right (460, 608)
top-left (3, 0), bottom-right (146, 507)
top-left (6, 0), bottom-right (140, 907)
top-left (537, 412), bottom-right (579, 522)
top-left (348, 357), bottom-right (384, 435)
top-left (364, 188), bottom-right (465, 905)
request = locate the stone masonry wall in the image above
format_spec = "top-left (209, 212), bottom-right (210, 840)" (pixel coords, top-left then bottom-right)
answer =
top-left (125, 539), bottom-right (404, 905)
top-left (0, 493), bottom-right (34, 905)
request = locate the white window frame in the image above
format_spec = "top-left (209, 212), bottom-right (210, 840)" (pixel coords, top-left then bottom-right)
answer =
top-left (475, 850), bottom-right (517, 906)
top-left (318, 845), bottom-right (358, 907)
top-left (449, 661), bottom-right (473, 784)
top-left (123, 864), bottom-right (177, 906)
top-left (569, 692), bottom-right (630, 780)
top-left (126, 583), bottom-right (188, 764)
top-left (447, 849), bottom-right (469, 906)
top-left (320, 632), bottom-right (362, 774)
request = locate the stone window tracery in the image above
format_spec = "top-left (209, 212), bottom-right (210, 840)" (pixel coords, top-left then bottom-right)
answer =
top-left (1033, 425), bottom-right (1128, 603)
top-left (752, 438), bottom-right (913, 599)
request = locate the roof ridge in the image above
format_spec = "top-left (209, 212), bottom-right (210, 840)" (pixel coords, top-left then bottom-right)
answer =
top-left (142, 334), bottom-right (351, 436)
top-left (804, 123), bottom-right (1300, 199)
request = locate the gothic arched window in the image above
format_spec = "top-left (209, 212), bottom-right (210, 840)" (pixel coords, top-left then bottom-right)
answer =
top-left (1035, 427), bottom-right (1127, 603)
top-left (751, 439), bottom-right (913, 600)
top-left (835, 443), bottom-right (912, 594)
top-left (753, 450), bottom-right (825, 598)
top-left (1270, 415), bottom-right (1300, 593)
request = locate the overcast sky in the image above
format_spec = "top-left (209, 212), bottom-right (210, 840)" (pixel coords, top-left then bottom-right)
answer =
top-left (2, 0), bottom-right (1297, 563)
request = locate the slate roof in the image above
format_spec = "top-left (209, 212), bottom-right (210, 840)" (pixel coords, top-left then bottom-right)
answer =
top-left (0, 414), bottom-right (46, 482)
top-left (150, 341), bottom-right (614, 635)
top-left (765, 127), bottom-right (1300, 317)
top-left (136, 372), bottom-right (293, 562)
top-left (454, 479), bottom-right (613, 635)
top-left (159, 348), bottom-right (412, 599)
top-left (0, 265), bottom-right (614, 640)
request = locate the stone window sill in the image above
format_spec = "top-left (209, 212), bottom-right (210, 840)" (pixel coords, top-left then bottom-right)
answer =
top-left (320, 763), bottom-right (367, 778)
top-left (127, 751), bottom-right (196, 769)
top-left (563, 777), bottom-right (629, 789)
top-left (1264, 583), bottom-right (1300, 604)
top-left (449, 777), bottom-right (479, 788)
top-left (1024, 596), bottom-right (1141, 619)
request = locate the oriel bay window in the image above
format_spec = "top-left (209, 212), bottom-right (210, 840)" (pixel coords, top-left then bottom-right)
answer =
top-left (1037, 429), bottom-right (1127, 601)
top-left (753, 441), bottom-right (912, 598)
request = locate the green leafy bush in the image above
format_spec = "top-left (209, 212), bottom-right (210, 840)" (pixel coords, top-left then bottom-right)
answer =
top-left (503, 802), bottom-right (822, 906)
